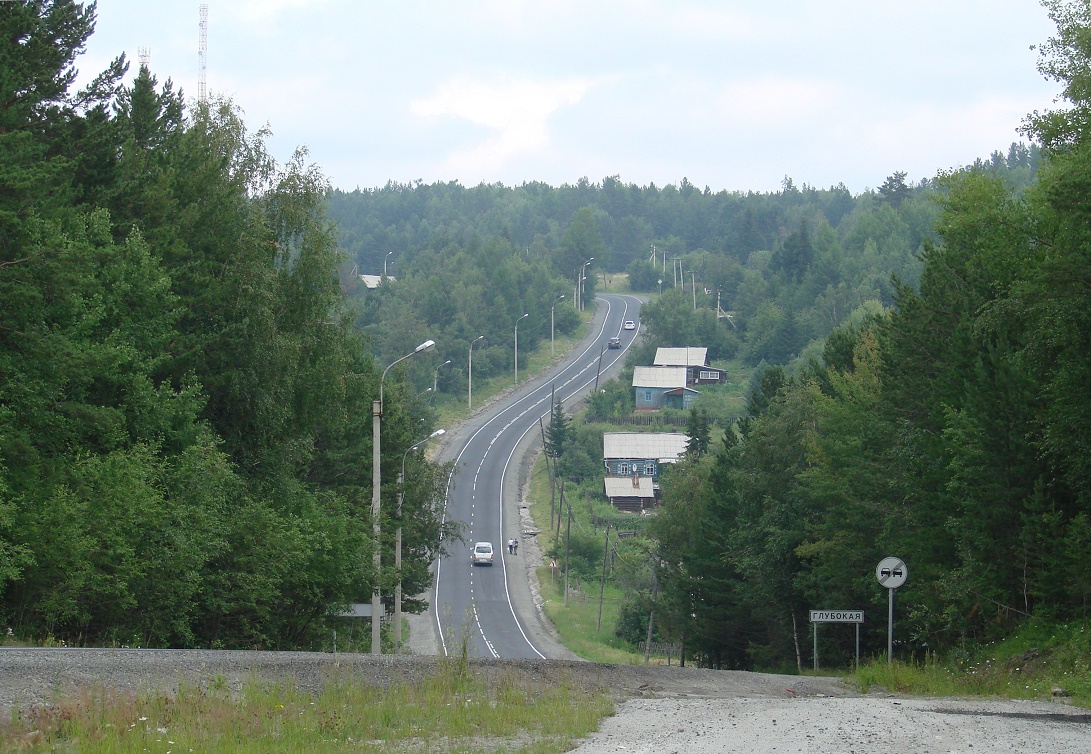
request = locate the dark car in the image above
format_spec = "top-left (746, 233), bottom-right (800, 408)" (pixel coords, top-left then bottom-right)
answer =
top-left (608, 337), bottom-right (622, 349)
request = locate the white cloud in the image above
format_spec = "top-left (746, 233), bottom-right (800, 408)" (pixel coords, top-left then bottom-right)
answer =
top-left (713, 76), bottom-right (843, 127)
top-left (410, 76), bottom-right (601, 175)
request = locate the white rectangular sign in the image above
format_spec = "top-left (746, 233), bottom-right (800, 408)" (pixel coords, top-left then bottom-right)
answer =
top-left (810, 610), bottom-right (864, 624)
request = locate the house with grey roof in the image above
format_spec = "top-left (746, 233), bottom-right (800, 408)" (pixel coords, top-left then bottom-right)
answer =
top-left (602, 432), bottom-right (689, 480)
top-left (602, 432), bottom-right (690, 512)
top-left (653, 347), bottom-right (725, 385)
top-left (632, 366), bottom-right (699, 410)
top-left (604, 475), bottom-right (656, 513)
top-left (359, 274), bottom-right (395, 290)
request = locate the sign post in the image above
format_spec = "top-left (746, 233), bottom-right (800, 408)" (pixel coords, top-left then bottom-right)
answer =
top-left (809, 610), bottom-right (864, 670)
top-left (875, 557), bottom-right (907, 664)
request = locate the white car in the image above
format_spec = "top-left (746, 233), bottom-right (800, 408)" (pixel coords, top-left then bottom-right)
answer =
top-left (623, 320), bottom-right (637, 330)
top-left (471, 541), bottom-right (495, 566)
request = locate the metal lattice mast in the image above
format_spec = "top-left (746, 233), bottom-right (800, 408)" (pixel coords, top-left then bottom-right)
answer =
top-left (198, 4), bottom-right (208, 103)
top-left (138, 47), bottom-right (150, 68)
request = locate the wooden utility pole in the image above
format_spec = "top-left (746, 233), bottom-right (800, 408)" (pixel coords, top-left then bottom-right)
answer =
top-left (597, 525), bottom-right (611, 630)
top-left (563, 501), bottom-right (573, 606)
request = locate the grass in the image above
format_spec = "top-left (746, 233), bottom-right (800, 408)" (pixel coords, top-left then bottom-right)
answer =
top-left (0, 654), bottom-right (614, 753)
top-left (527, 454), bottom-right (664, 667)
top-left (847, 620), bottom-right (1091, 707)
top-left (537, 567), bottom-right (653, 666)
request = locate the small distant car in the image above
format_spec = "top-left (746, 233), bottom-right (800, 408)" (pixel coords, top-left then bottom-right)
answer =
top-left (471, 541), bottom-right (495, 566)
top-left (623, 320), bottom-right (637, 331)
top-left (607, 337), bottom-right (622, 349)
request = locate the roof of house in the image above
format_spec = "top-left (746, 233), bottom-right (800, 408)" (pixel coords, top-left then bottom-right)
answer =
top-left (359, 274), bottom-right (396, 289)
top-left (603, 432), bottom-right (690, 461)
top-left (605, 476), bottom-right (656, 498)
top-left (653, 347), bottom-right (709, 367)
top-left (632, 366), bottom-right (688, 389)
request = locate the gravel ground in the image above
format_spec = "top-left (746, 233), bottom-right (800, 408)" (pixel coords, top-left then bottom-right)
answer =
top-left (572, 695), bottom-right (1091, 754)
top-left (2, 649), bottom-right (1087, 751)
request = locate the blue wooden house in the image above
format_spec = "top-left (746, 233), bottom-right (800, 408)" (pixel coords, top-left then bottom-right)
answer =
top-left (632, 366), bottom-right (699, 410)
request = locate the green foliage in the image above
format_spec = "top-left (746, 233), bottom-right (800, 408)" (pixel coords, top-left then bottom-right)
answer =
top-left (545, 400), bottom-right (569, 459)
top-left (637, 5), bottom-right (1091, 671)
top-left (851, 619), bottom-right (1091, 706)
top-left (0, 4), bottom-right (451, 648)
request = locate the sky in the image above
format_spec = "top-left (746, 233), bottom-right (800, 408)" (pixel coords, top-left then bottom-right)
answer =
top-left (77, 1), bottom-right (1064, 195)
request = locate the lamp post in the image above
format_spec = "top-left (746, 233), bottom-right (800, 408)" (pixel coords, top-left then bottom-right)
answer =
top-left (550, 295), bottom-right (566, 356)
top-left (372, 338), bottom-right (435, 655)
top-left (396, 427), bottom-right (445, 653)
top-left (579, 257), bottom-right (595, 311)
top-left (514, 313), bottom-right (529, 386)
top-left (468, 335), bottom-right (484, 410)
top-left (432, 359), bottom-right (451, 396)
top-left (384, 251), bottom-right (393, 278)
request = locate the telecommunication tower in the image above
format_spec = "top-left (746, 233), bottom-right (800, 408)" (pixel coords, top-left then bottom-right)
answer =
top-left (138, 47), bottom-right (150, 68)
top-left (198, 4), bottom-right (208, 103)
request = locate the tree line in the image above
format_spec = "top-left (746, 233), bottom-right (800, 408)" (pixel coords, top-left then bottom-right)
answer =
top-left (328, 132), bottom-right (1038, 393)
top-left (642, 0), bottom-right (1091, 669)
top-left (0, 1), bottom-right (454, 648)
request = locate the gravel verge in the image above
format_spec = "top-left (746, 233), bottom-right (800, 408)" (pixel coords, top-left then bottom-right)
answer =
top-left (2, 649), bottom-right (1088, 751)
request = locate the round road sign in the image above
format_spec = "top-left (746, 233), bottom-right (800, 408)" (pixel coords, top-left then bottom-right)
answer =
top-left (876, 557), bottom-right (908, 589)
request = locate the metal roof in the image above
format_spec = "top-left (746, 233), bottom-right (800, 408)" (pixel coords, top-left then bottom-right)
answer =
top-left (359, 274), bottom-right (395, 289)
top-left (632, 366), bottom-right (688, 389)
top-left (654, 347), bottom-right (708, 367)
top-left (604, 476), bottom-right (655, 498)
top-left (603, 432), bottom-right (689, 461)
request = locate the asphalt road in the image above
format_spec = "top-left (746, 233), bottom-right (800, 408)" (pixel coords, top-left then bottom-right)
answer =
top-left (427, 293), bottom-right (642, 659)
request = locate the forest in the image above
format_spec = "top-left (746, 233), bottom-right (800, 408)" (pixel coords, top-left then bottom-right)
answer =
top-left (4, 0), bottom-right (1090, 668)
top-left (0, 1), bottom-right (460, 649)
top-left (634, 0), bottom-right (1091, 668)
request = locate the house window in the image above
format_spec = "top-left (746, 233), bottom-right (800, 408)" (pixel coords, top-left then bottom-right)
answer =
top-left (643, 390), bottom-right (652, 402)
top-left (700, 370), bottom-right (717, 381)
top-left (618, 462), bottom-right (630, 475)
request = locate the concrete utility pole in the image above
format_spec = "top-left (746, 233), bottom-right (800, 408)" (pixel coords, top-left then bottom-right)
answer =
top-left (468, 335), bottom-right (484, 409)
top-left (514, 313), bottom-right (528, 385)
top-left (395, 428), bottom-right (445, 652)
top-left (372, 339), bottom-right (435, 654)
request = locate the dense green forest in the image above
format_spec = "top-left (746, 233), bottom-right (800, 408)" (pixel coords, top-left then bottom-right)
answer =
top-left (634, 0), bottom-right (1091, 669)
top-left (0, 1), bottom-right (457, 648)
top-left (328, 139), bottom-right (1038, 393)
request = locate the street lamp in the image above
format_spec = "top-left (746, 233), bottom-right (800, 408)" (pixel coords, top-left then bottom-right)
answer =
top-left (432, 359), bottom-right (452, 396)
top-left (514, 313), bottom-right (529, 386)
top-left (579, 257), bottom-right (595, 311)
top-left (395, 427), bottom-right (445, 653)
top-left (466, 333), bottom-right (484, 410)
top-left (372, 338), bottom-right (435, 655)
top-left (384, 251), bottom-right (393, 278)
top-left (468, 335), bottom-right (484, 410)
top-left (550, 295), bottom-right (566, 356)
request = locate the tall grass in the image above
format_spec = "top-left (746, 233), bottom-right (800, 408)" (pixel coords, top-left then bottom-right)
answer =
top-left (0, 655), bottom-right (613, 753)
top-left (851, 620), bottom-right (1091, 707)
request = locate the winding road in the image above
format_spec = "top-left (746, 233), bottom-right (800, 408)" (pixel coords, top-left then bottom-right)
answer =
top-left (430, 293), bottom-right (642, 659)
